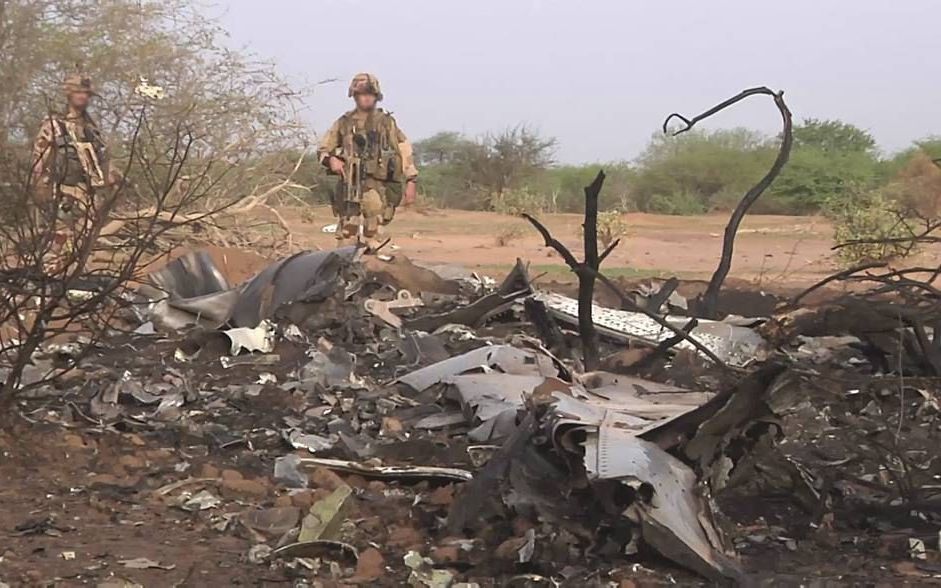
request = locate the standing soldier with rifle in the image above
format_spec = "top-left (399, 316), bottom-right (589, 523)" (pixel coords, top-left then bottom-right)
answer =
top-left (31, 72), bottom-right (116, 254)
top-left (317, 73), bottom-right (418, 250)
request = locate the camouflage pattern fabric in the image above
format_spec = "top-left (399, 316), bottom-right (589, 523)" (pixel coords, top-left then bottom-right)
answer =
top-left (317, 107), bottom-right (418, 240)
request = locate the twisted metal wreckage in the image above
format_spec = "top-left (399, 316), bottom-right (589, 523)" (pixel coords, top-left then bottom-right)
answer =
top-left (141, 239), bottom-right (787, 583)
top-left (7, 87), bottom-right (941, 584)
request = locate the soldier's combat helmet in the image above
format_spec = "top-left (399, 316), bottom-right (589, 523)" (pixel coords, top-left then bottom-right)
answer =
top-left (348, 73), bottom-right (382, 101)
top-left (62, 73), bottom-right (97, 97)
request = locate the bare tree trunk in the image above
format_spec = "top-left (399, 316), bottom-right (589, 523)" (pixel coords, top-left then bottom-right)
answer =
top-left (577, 171), bottom-right (603, 369)
top-left (524, 170), bottom-right (611, 370)
top-left (663, 87), bottom-right (793, 318)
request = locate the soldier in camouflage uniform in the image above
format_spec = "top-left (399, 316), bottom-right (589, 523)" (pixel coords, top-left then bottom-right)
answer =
top-left (317, 73), bottom-right (418, 249)
top-left (31, 73), bottom-right (113, 221)
top-left (32, 74), bottom-right (114, 254)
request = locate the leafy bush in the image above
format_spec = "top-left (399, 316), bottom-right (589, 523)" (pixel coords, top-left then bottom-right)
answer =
top-left (631, 128), bottom-right (775, 213)
top-left (827, 190), bottom-right (917, 265)
top-left (412, 120), bottom-right (927, 217)
top-left (888, 152), bottom-right (941, 218)
top-left (492, 186), bottom-right (550, 215)
top-left (645, 191), bottom-right (707, 215)
top-left (770, 148), bottom-right (880, 214)
top-left (596, 211), bottom-right (628, 247)
top-left (494, 223), bottom-right (526, 246)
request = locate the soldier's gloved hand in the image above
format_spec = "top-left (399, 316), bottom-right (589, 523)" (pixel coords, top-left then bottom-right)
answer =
top-left (328, 156), bottom-right (346, 177)
top-left (403, 179), bottom-right (417, 207)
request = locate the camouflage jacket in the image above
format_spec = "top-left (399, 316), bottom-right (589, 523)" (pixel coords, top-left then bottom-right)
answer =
top-left (317, 109), bottom-right (418, 182)
top-left (31, 113), bottom-right (109, 191)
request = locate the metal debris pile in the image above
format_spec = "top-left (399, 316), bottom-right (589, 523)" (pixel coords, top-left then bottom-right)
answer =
top-left (6, 247), bottom-right (941, 585)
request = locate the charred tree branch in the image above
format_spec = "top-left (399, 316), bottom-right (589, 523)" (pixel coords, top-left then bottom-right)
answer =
top-left (522, 170), bottom-right (610, 370)
top-left (788, 261), bottom-right (888, 307)
top-left (664, 87), bottom-right (793, 318)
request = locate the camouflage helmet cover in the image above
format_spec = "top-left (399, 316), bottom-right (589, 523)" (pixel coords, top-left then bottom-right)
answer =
top-left (348, 73), bottom-right (382, 101)
top-left (62, 73), bottom-right (97, 97)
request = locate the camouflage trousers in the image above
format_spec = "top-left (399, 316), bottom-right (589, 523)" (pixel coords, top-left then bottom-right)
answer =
top-left (42, 183), bottom-right (101, 263)
top-left (333, 187), bottom-right (397, 244)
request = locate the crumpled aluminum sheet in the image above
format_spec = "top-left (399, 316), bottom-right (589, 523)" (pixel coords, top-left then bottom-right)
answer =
top-left (143, 247), bottom-right (360, 330)
top-left (229, 247), bottom-right (359, 328)
top-left (148, 250), bottom-right (230, 300)
top-left (581, 411), bottom-right (741, 582)
top-left (537, 292), bottom-right (765, 367)
top-left (140, 250), bottom-right (237, 329)
top-left (396, 344), bottom-right (558, 393)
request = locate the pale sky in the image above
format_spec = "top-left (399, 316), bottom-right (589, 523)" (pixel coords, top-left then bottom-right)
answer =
top-left (219, 0), bottom-right (941, 163)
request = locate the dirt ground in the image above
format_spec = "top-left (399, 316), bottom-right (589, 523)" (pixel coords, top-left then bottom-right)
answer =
top-left (2, 210), bottom-right (940, 587)
top-left (285, 206), bottom-right (839, 286)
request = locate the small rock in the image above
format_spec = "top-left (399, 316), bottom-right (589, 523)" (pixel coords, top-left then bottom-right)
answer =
top-left (310, 466), bottom-right (347, 491)
top-left (426, 485), bottom-right (454, 507)
top-left (352, 547), bottom-right (385, 581)
top-left (381, 417), bottom-right (403, 435)
top-left (62, 434), bottom-right (89, 450)
top-left (24, 570), bottom-right (43, 583)
top-left (387, 525), bottom-right (424, 549)
top-left (430, 546), bottom-right (460, 564)
top-left (144, 449), bottom-right (172, 460)
top-left (200, 464), bottom-right (220, 478)
top-left (119, 455), bottom-right (146, 470)
top-left (495, 536), bottom-right (528, 560)
top-left (221, 469), bottom-right (244, 481)
top-left (345, 474), bottom-right (368, 489)
top-left (125, 434), bottom-right (147, 447)
top-left (274, 495), bottom-right (293, 507)
top-left (290, 490), bottom-right (316, 508)
top-left (221, 478), bottom-right (268, 497)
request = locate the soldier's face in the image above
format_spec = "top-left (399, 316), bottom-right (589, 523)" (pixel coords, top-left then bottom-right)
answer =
top-left (68, 91), bottom-right (91, 111)
top-left (354, 93), bottom-right (378, 111)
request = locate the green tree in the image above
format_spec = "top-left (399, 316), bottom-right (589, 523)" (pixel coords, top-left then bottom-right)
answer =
top-left (792, 118), bottom-right (877, 154)
top-left (0, 0), bottom-right (303, 164)
top-left (413, 131), bottom-right (476, 166)
top-left (770, 149), bottom-right (879, 213)
top-left (412, 132), bottom-right (479, 208)
top-left (467, 126), bottom-right (556, 208)
top-left (770, 119), bottom-right (880, 213)
top-left (535, 163), bottom-right (634, 213)
top-left (630, 128), bottom-right (776, 214)
top-left (413, 126), bottom-right (556, 210)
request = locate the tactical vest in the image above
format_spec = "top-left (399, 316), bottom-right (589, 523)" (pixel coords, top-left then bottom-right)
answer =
top-left (52, 118), bottom-right (104, 187)
top-left (337, 109), bottom-right (404, 185)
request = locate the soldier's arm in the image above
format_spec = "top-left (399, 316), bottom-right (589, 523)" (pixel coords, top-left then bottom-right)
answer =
top-left (31, 119), bottom-right (56, 187)
top-left (317, 119), bottom-right (343, 166)
top-left (96, 128), bottom-right (116, 185)
top-left (394, 127), bottom-right (419, 180)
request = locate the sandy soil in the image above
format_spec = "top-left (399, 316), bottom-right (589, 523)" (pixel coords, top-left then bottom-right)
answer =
top-left (284, 207), bottom-right (839, 286)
